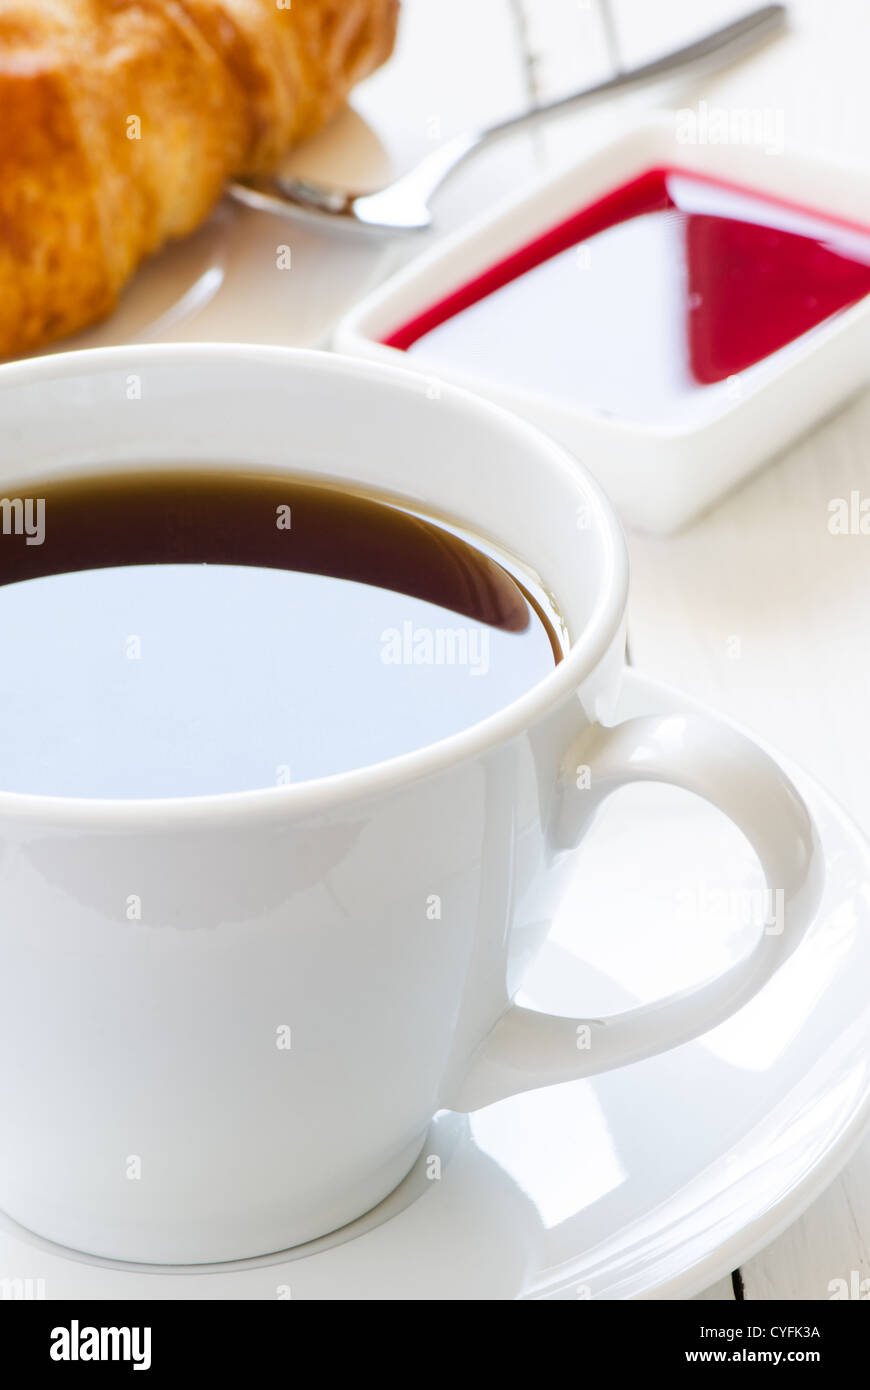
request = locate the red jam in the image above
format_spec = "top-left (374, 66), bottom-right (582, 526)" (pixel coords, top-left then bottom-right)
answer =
top-left (384, 169), bottom-right (870, 425)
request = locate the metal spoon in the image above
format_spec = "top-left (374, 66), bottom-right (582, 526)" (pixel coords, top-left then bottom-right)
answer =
top-left (229, 4), bottom-right (787, 235)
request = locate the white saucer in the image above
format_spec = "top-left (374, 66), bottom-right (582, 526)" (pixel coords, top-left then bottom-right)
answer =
top-left (2, 670), bottom-right (868, 1300)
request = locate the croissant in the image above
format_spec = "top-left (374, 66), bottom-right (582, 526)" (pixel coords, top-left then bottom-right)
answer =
top-left (0, 0), bottom-right (398, 357)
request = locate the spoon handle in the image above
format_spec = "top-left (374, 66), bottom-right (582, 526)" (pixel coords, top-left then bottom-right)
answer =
top-left (477, 4), bottom-right (787, 146)
top-left (350, 4), bottom-right (788, 229)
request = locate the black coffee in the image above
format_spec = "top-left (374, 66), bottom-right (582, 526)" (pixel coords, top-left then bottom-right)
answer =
top-left (0, 469), bottom-right (564, 797)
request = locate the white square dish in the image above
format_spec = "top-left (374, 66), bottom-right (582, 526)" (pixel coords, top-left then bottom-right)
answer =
top-left (334, 114), bottom-right (870, 533)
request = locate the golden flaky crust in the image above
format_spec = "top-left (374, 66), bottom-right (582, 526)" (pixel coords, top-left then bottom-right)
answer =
top-left (0, 0), bottom-right (398, 355)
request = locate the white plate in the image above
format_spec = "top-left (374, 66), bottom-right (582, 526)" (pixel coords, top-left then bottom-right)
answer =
top-left (333, 114), bottom-right (870, 534)
top-left (24, 194), bottom-right (392, 360)
top-left (2, 669), bottom-right (868, 1300)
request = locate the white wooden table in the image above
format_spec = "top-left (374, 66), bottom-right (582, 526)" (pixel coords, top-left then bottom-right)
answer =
top-left (305, 0), bottom-right (869, 1302)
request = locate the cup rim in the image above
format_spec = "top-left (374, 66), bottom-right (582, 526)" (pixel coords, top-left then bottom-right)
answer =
top-left (0, 343), bottom-right (629, 826)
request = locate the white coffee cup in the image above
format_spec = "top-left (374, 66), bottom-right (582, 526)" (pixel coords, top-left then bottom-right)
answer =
top-left (0, 344), bottom-right (822, 1264)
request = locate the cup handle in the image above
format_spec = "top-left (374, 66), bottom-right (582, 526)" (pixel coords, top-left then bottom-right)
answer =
top-left (446, 711), bottom-right (824, 1113)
